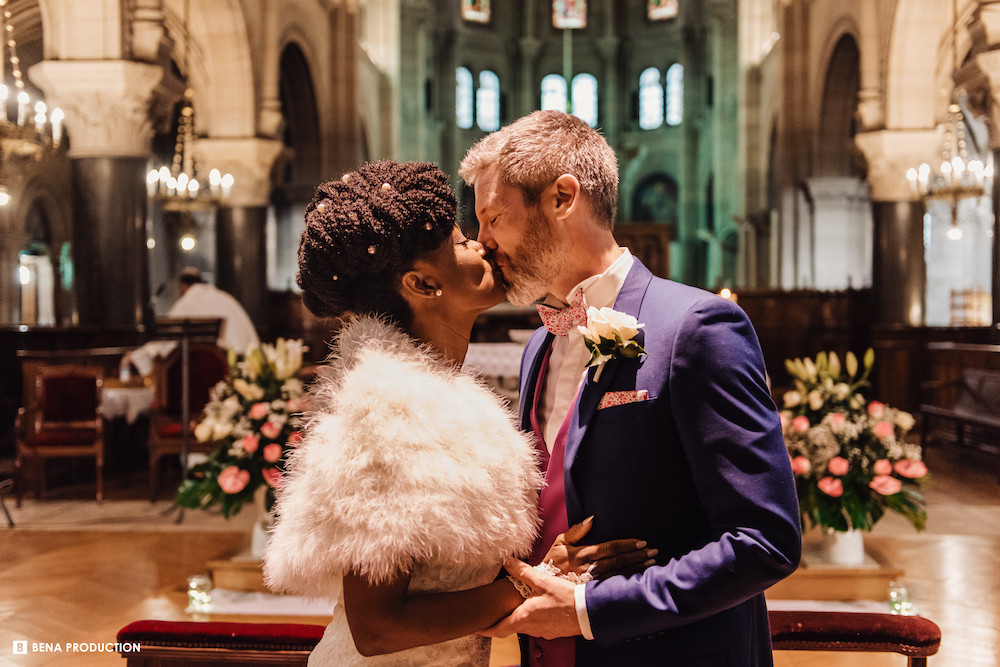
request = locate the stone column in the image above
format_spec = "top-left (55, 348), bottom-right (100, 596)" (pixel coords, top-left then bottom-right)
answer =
top-left (29, 60), bottom-right (165, 329)
top-left (971, 50), bottom-right (1000, 341)
top-left (856, 129), bottom-right (942, 325)
top-left (195, 138), bottom-right (283, 330)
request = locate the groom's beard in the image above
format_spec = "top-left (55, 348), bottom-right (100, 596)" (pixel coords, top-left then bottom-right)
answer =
top-left (502, 207), bottom-right (565, 307)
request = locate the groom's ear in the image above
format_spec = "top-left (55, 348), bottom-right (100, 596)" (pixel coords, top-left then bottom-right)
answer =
top-left (549, 173), bottom-right (582, 221)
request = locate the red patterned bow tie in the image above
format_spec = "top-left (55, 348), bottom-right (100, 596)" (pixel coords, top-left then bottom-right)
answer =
top-left (536, 290), bottom-right (589, 336)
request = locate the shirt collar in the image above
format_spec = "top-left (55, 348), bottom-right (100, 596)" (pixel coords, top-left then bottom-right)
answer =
top-left (542, 247), bottom-right (634, 311)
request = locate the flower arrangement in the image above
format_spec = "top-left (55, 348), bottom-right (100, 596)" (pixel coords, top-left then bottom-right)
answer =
top-left (781, 349), bottom-right (928, 533)
top-left (175, 338), bottom-right (309, 518)
top-left (577, 307), bottom-right (647, 382)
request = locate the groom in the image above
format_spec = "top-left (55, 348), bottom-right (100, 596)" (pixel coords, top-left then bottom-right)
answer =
top-left (459, 111), bottom-right (801, 666)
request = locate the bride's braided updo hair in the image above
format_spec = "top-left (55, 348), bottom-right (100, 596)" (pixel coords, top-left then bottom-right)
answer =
top-left (297, 161), bottom-right (456, 327)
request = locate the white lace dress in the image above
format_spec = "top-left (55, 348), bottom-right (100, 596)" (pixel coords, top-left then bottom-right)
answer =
top-left (263, 317), bottom-right (541, 666)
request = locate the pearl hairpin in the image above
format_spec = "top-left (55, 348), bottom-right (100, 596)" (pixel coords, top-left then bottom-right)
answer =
top-left (368, 245), bottom-right (376, 254)
top-left (381, 183), bottom-right (391, 191)
top-left (434, 289), bottom-right (442, 297)
top-left (316, 203), bottom-right (326, 213)
top-left (424, 222), bottom-right (433, 230)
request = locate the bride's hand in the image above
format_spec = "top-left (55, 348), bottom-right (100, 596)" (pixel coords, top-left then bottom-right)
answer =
top-left (542, 516), bottom-right (657, 579)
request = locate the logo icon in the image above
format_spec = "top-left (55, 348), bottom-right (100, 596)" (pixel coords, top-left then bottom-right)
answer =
top-left (13, 640), bottom-right (28, 654)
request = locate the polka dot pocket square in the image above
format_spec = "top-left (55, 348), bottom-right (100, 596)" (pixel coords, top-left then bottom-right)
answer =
top-left (597, 389), bottom-right (649, 410)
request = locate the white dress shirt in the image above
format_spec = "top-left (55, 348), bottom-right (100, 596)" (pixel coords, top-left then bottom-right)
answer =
top-left (535, 248), bottom-right (634, 641)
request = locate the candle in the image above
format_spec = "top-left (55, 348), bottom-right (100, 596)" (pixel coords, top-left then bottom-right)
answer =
top-left (16, 90), bottom-right (28, 125)
top-left (49, 107), bottom-right (63, 144)
top-left (33, 100), bottom-right (45, 134)
top-left (220, 173), bottom-right (234, 200)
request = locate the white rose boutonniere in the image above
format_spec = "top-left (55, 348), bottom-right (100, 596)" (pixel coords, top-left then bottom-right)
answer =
top-left (576, 306), bottom-right (647, 382)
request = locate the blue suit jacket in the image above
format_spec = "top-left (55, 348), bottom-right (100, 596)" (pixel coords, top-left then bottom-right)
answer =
top-left (518, 259), bottom-right (801, 666)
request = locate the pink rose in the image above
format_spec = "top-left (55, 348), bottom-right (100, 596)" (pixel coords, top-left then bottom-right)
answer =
top-left (790, 455), bottom-right (811, 475)
top-left (286, 430), bottom-right (303, 447)
top-left (260, 421), bottom-right (282, 440)
top-left (867, 400), bottom-right (885, 418)
top-left (218, 466), bottom-right (250, 494)
top-left (873, 459), bottom-right (893, 476)
top-left (285, 398), bottom-right (307, 413)
top-left (872, 421), bottom-right (895, 439)
top-left (894, 459), bottom-right (928, 479)
top-left (792, 416), bottom-right (810, 433)
top-left (827, 456), bottom-right (850, 476)
top-left (240, 434), bottom-right (259, 454)
top-left (869, 474), bottom-right (902, 496)
top-left (817, 476), bottom-right (843, 497)
top-left (262, 467), bottom-right (283, 488)
top-left (249, 402), bottom-right (270, 420)
top-left (825, 412), bottom-right (847, 429)
top-left (263, 443), bottom-right (283, 463)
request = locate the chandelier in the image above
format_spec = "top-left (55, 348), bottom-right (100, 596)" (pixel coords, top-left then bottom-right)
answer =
top-left (907, 103), bottom-right (992, 242)
top-left (0, 0), bottom-right (64, 207)
top-left (145, 0), bottom-right (232, 212)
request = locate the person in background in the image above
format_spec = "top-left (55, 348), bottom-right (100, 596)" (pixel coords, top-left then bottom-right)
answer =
top-left (121, 267), bottom-right (260, 377)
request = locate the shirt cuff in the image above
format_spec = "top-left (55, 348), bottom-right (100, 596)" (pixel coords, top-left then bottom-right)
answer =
top-left (574, 583), bottom-right (594, 640)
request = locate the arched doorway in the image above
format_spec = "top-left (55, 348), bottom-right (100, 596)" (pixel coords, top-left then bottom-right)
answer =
top-left (269, 42), bottom-right (321, 291)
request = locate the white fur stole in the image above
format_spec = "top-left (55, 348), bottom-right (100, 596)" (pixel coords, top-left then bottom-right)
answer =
top-left (263, 316), bottom-right (541, 596)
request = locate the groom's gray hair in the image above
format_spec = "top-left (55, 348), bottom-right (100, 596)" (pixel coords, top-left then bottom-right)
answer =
top-left (459, 110), bottom-right (618, 231)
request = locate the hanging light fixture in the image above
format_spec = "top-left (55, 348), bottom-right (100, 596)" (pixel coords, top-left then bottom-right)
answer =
top-left (146, 0), bottom-right (232, 212)
top-left (0, 0), bottom-right (64, 207)
top-left (906, 0), bottom-right (991, 240)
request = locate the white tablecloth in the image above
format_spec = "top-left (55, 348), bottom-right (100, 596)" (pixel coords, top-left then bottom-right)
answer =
top-left (102, 386), bottom-right (155, 424)
top-left (463, 342), bottom-right (525, 378)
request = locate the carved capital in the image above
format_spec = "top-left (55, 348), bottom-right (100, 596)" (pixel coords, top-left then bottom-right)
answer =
top-left (195, 138), bottom-right (284, 208)
top-left (857, 88), bottom-right (884, 131)
top-left (855, 129), bottom-right (944, 201)
top-left (28, 60), bottom-right (165, 158)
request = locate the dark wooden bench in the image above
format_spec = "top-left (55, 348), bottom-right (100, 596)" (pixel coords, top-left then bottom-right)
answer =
top-left (920, 368), bottom-right (1000, 478)
top-left (117, 612), bottom-right (942, 666)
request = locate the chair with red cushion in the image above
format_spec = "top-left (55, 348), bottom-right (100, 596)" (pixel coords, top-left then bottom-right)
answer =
top-left (148, 344), bottom-right (229, 501)
top-left (15, 364), bottom-right (105, 506)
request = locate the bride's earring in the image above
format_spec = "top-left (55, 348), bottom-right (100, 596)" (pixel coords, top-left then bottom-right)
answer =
top-left (434, 289), bottom-right (443, 297)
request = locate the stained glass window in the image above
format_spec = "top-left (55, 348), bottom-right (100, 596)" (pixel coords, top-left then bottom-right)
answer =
top-left (461, 0), bottom-right (490, 23)
top-left (477, 70), bottom-right (500, 131)
top-left (639, 67), bottom-right (664, 129)
top-left (456, 67), bottom-right (473, 129)
top-left (666, 63), bottom-right (684, 126)
top-left (541, 74), bottom-right (567, 113)
top-left (572, 73), bottom-right (598, 127)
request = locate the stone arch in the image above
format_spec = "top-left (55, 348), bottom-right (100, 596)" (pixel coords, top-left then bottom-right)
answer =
top-left (885, 0), bottom-right (955, 129)
top-left (277, 41), bottom-right (321, 200)
top-left (815, 34), bottom-right (862, 178)
top-left (631, 172), bottom-right (679, 225)
top-left (162, 0), bottom-right (256, 137)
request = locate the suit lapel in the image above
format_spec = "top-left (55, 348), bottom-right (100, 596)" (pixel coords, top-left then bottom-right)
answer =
top-left (518, 329), bottom-right (554, 431)
top-left (562, 259), bottom-right (654, 519)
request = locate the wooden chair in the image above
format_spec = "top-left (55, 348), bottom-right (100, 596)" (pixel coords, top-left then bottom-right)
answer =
top-left (15, 364), bottom-right (105, 506)
top-left (147, 344), bottom-right (228, 501)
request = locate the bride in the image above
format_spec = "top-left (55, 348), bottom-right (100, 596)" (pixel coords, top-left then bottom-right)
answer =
top-left (264, 161), bottom-right (646, 665)
top-left (264, 160), bottom-right (539, 665)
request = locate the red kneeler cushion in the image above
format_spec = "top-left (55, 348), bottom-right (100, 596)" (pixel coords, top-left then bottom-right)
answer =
top-left (117, 620), bottom-right (325, 651)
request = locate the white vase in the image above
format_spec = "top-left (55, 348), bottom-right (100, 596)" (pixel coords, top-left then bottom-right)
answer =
top-left (250, 486), bottom-right (276, 560)
top-left (819, 528), bottom-right (866, 566)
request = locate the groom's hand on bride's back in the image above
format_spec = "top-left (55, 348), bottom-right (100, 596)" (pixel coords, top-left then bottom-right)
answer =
top-left (544, 515), bottom-right (656, 579)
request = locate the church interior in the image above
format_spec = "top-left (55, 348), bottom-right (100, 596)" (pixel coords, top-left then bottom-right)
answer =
top-left (1, 0), bottom-right (999, 665)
